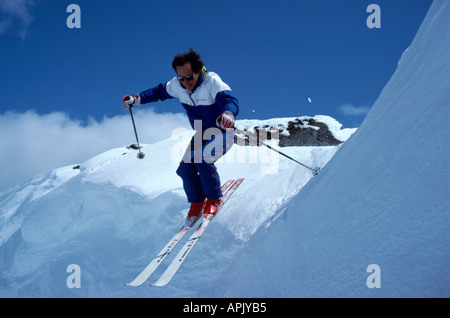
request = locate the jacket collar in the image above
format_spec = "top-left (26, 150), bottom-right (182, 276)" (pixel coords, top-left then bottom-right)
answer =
top-left (193, 66), bottom-right (208, 91)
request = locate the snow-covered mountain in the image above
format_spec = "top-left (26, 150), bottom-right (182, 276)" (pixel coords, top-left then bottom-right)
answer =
top-left (1, 0), bottom-right (449, 298)
top-left (0, 114), bottom-right (350, 297)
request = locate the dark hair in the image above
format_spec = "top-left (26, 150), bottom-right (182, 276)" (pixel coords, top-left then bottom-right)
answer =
top-left (172, 48), bottom-right (204, 74)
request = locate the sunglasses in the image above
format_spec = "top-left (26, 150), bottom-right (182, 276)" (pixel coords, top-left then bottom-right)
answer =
top-left (177, 74), bottom-right (194, 82)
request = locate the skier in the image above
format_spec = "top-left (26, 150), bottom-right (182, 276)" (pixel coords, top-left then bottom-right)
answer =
top-left (122, 49), bottom-right (239, 221)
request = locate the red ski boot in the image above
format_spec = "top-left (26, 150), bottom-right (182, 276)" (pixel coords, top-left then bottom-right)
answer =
top-left (204, 199), bottom-right (221, 216)
top-left (186, 200), bottom-right (205, 226)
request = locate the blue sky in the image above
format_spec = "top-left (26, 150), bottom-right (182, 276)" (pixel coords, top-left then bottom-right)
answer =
top-left (0, 0), bottom-right (432, 191)
top-left (1, 0), bottom-right (432, 126)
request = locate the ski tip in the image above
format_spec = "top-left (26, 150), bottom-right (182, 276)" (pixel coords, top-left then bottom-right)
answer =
top-left (125, 280), bottom-right (147, 287)
top-left (150, 276), bottom-right (172, 288)
top-left (150, 281), bottom-right (169, 288)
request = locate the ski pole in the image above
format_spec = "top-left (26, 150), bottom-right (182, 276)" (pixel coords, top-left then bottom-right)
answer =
top-left (129, 107), bottom-right (145, 159)
top-left (234, 127), bottom-right (320, 176)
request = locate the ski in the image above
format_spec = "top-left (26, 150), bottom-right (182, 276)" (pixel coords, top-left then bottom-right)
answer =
top-left (125, 179), bottom-right (235, 287)
top-left (151, 178), bottom-right (244, 287)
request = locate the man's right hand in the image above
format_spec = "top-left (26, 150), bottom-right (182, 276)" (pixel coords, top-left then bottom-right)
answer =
top-left (122, 95), bottom-right (141, 108)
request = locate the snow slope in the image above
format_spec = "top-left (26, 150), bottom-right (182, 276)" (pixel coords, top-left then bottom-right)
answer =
top-left (223, 0), bottom-right (450, 297)
top-left (0, 0), bottom-right (448, 298)
top-left (0, 115), bottom-right (347, 297)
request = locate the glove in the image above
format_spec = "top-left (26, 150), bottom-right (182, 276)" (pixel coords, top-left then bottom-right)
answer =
top-left (122, 94), bottom-right (141, 109)
top-left (216, 111), bottom-right (235, 129)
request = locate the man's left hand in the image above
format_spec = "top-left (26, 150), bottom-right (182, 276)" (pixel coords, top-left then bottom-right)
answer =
top-left (216, 111), bottom-right (235, 129)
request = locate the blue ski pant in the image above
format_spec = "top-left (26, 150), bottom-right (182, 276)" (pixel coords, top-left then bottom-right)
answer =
top-left (176, 129), bottom-right (234, 203)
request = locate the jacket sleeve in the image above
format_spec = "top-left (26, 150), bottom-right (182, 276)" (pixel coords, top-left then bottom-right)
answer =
top-left (138, 83), bottom-right (174, 104)
top-left (216, 90), bottom-right (239, 118)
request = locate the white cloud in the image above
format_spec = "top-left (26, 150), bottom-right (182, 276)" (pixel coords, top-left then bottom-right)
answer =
top-left (338, 103), bottom-right (371, 116)
top-left (0, 0), bottom-right (35, 38)
top-left (0, 108), bottom-right (190, 192)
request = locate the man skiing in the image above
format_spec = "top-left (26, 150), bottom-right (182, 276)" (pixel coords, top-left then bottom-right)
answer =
top-left (122, 49), bottom-right (239, 222)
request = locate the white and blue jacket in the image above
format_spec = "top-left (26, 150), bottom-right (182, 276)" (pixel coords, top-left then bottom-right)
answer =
top-left (139, 69), bottom-right (239, 131)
